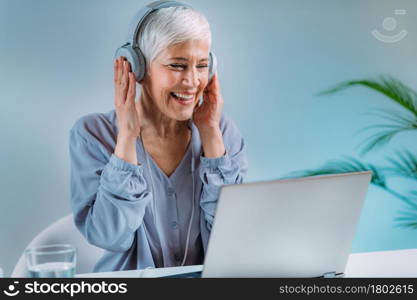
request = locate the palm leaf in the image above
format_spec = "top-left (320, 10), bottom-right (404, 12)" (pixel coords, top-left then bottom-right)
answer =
top-left (357, 125), bottom-right (417, 155)
top-left (410, 191), bottom-right (417, 199)
top-left (318, 76), bottom-right (417, 117)
top-left (319, 76), bottom-right (417, 153)
top-left (316, 75), bottom-right (417, 228)
top-left (394, 192), bottom-right (417, 228)
top-left (365, 108), bottom-right (417, 126)
top-left (356, 109), bottom-right (417, 154)
top-left (284, 157), bottom-right (417, 226)
top-left (386, 188), bottom-right (417, 211)
top-left (385, 150), bottom-right (417, 180)
top-left (394, 212), bottom-right (417, 229)
top-left (283, 156), bottom-right (386, 188)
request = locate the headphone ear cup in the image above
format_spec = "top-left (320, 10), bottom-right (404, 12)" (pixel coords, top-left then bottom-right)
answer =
top-left (208, 51), bottom-right (217, 81)
top-left (114, 45), bottom-right (146, 82)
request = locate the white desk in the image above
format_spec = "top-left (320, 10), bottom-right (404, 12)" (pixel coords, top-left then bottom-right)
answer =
top-left (76, 249), bottom-right (417, 278)
top-left (76, 264), bottom-right (203, 278)
top-left (344, 249), bottom-right (417, 277)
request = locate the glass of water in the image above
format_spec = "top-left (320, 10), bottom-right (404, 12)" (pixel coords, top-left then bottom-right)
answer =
top-left (25, 244), bottom-right (76, 278)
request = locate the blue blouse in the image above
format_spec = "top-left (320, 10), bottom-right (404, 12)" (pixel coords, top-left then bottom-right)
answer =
top-left (69, 110), bottom-right (248, 272)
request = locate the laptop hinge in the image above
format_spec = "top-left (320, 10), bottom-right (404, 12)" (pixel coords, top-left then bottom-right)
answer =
top-left (322, 272), bottom-right (337, 278)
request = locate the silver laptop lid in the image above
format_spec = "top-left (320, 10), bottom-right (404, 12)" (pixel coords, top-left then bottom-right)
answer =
top-left (202, 171), bottom-right (372, 277)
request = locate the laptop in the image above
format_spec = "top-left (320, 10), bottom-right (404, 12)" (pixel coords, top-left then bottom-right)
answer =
top-left (164, 171), bottom-right (372, 278)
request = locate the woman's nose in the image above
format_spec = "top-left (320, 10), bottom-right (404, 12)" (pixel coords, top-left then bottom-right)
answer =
top-left (182, 68), bottom-right (199, 87)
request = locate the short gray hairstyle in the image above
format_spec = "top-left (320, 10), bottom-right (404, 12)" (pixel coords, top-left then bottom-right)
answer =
top-left (138, 6), bottom-right (212, 70)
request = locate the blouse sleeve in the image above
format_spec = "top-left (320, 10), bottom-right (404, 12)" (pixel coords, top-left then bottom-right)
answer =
top-left (69, 126), bottom-right (152, 252)
top-left (198, 116), bottom-right (249, 230)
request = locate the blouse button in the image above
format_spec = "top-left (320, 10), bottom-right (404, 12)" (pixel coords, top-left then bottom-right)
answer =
top-left (171, 221), bottom-right (179, 229)
top-left (167, 188), bottom-right (175, 197)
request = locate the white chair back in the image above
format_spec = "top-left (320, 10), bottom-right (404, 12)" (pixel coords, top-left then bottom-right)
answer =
top-left (11, 214), bottom-right (104, 277)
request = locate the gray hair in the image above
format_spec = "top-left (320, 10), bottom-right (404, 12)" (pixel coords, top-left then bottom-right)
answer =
top-left (138, 6), bottom-right (212, 70)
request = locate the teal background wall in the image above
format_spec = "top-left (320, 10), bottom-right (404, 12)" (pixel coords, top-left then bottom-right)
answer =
top-left (1, 0), bottom-right (416, 276)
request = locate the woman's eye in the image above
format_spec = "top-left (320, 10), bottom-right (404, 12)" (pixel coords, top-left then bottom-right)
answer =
top-left (169, 64), bottom-right (186, 70)
top-left (168, 64), bottom-right (208, 70)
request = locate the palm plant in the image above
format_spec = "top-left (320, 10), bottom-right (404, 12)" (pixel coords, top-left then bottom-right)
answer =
top-left (285, 76), bottom-right (417, 228)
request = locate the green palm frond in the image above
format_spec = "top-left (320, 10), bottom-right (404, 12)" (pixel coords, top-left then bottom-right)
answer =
top-left (319, 77), bottom-right (417, 153)
top-left (283, 156), bottom-right (386, 188)
top-left (316, 75), bottom-right (417, 228)
top-left (385, 150), bottom-right (417, 180)
top-left (394, 191), bottom-right (417, 228)
top-left (357, 122), bottom-right (417, 155)
top-left (394, 211), bottom-right (417, 229)
top-left (318, 76), bottom-right (417, 117)
top-left (366, 108), bottom-right (417, 126)
top-left (385, 188), bottom-right (417, 211)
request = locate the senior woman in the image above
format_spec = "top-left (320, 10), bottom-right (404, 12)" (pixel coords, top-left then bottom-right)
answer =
top-left (69, 1), bottom-right (248, 272)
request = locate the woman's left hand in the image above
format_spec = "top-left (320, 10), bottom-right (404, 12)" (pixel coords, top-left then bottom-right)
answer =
top-left (193, 73), bottom-right (226, 158)
top-left (192, 73), bottom-right (224, 133)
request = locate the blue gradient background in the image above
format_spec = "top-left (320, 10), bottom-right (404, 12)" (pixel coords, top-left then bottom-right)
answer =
top-left (1, 0), bottom-right (416, 276)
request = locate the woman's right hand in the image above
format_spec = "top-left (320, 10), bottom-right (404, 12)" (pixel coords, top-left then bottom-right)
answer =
top-left (113, 57), bottom-right (141, 165)
top-left (114, 56), bottom-right (141, 139)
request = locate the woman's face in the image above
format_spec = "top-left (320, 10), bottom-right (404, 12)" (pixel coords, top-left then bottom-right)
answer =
top-left (142, 39), bottom-right (210, 121)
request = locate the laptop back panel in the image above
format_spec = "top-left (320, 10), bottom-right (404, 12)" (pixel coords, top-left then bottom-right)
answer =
top-left (202, 172), bottom-right (372, 277)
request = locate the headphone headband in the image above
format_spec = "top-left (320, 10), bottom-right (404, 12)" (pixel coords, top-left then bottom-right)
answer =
top-left (115, 0), bottom-right (216, 83)
top-left (126, 1), bottom-right (191, 46)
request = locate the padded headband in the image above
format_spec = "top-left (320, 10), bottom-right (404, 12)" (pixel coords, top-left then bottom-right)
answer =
top-left (115, 0), bottom-right (216, 83)
top-left (125, 1), bottom-right (192, 46)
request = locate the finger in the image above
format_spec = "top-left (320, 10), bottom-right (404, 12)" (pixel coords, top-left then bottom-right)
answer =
top-left (114, 58), bottom-right (122, 106)
top-left (122, 58), bottom-right (127, 81)
top-left (204, 72), bottom-right (217, 93)
top-left (212, 73), bottom-right (224, 105)
top-left (117, 57), bottom-right (123, 84)
top-left (117, 57), bottom-right (123, 85)
top-left (211, 72), bottom-right (220, 92)
top-left (202, 90), bottom-right (210, 106)
top-left (127, 72), bottom-right (136, 104)
top-left (121, 61), bottom-right (129, 103)
top-left (113, 59), bottom-right (118, 84)
top-left (207, 73), bottom-right (221, 102)
top-left (126, 59), bottom-right (132, 72)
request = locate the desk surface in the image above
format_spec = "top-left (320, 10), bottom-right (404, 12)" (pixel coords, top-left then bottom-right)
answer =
top-left (345, 248), bottom-right (417, 277)
top-left (76, 248), bottom-right (417, 278)
top-left (76, 264), bottom-right (203, 278)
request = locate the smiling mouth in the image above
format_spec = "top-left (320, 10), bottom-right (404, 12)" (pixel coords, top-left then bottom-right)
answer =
top-left (170, 92), bottom-right (195, 101)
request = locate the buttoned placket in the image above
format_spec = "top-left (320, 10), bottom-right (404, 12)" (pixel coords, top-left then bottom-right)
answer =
top-left (136, 120), bottom-right (196, 267)
top-left (168, 183), bottom-right (183, 265)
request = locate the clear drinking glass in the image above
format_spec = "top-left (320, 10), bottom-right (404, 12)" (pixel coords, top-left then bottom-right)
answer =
top-left (25, 244), bottom-right (76, 278)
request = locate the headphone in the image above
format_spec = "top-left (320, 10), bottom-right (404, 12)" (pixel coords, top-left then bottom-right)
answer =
top-left (114, 0), bottom-right (217, 83)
